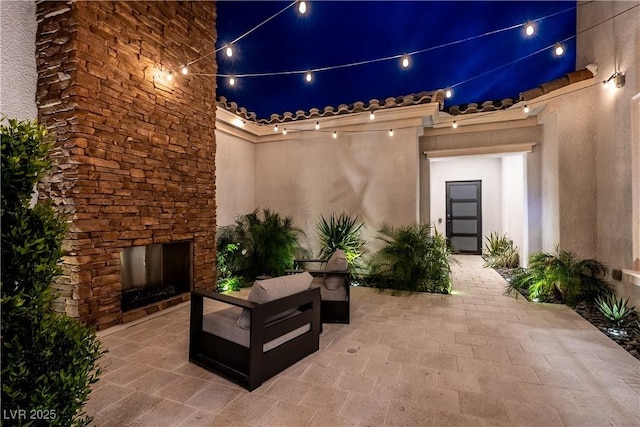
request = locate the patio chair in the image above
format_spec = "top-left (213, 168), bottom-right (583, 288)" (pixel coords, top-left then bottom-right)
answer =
top-left (293, 249), bottom-right (350, 324)
top-left (189, 272), bottom-right (321, 391)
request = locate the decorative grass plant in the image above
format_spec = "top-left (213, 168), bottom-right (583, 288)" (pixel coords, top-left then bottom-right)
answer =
top-left (368, 223), bottom-right (453, 294)
top-left (482, 231), bottom-right (519, 268)
top-left (316, 212), bottom-right (366, 274)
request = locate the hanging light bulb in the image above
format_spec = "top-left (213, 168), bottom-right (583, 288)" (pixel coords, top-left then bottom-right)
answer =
top-left (369, 112), bottom-right (375, 120)
top-left (389, 129), bottom-right (394, 137)
top-left (523, 104), bottom-right (530, 114)
top-left (283, 128), bottom-right (287, 135)
top-left (298, 1), bottom-right (307, 14)
top-left (181, 66), bottom-right (188, 75)
top-left (332, 131), bottom-right (337, 139)
top-left (315, 121), bottom-right (320, 130)
top-left (452, 121), bottom-right (458, 129)
top-left (166, 71), bottom-right (173, 81)
top-left (274, 124), bottom-right (279, 132)
top-left (445, 88), bottom-right (453, 98)
top-left (305, 71), bottom-right (312, 82)
top-left (554, 43), bottom-right (564, 56)
top-left (226, 45), bottom-right (233, 58)
top-left (524, 22), bottom-right (535, 36)
top-left (401, 54), bottom-right (410, 68)
top-left (229, 76), bottom-right (236, 86)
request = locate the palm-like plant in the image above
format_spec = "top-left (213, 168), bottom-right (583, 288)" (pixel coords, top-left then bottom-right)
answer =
top-left (368, 223), bottom-right (453, 294)
top-left (316, 213), bottom-right (366, 273)
top-left (508, 244), bottom-right (611, 304)
top-left (216, 208), bottom-right (303, 280)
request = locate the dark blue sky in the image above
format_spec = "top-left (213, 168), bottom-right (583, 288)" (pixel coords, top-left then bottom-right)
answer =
top-left (215, 1), bottom-right (576, 119)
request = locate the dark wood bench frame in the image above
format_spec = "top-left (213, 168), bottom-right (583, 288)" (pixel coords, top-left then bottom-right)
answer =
top-left (189, 287), bottom-right (321, 391)
top-left (291, 259), bottom-right (351, 324)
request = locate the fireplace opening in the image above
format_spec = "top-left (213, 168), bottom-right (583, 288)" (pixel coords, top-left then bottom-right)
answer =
top-left (120, 241), bottom-right (192, 312)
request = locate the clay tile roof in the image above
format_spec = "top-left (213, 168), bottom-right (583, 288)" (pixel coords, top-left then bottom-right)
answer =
top-left (519, 68), bottom-right (594, 101)
top-left (216, 90), bottom-right (443, 125)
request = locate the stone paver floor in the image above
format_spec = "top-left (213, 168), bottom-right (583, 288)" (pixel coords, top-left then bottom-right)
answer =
top-left (89, 255), bottom-right (640, 426)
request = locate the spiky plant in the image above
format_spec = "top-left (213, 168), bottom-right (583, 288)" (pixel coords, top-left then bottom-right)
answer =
top-left (483, 232), bottom-right (519, 268)
top-left (595, 294), bottom-right (636, 327)
top-left (508, 244), bottom-right (611, 305)
top-left (368, 223), bottom-right (453, 294)
top-left (316, 213), bottom-right (366, 274)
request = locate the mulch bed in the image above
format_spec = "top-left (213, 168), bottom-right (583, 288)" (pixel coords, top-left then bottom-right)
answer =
top-left (493, 268), bottom-right (640, 361)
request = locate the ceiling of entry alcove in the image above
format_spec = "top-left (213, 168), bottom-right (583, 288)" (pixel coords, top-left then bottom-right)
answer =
top-left (214, 0), bottom-right (576, 120)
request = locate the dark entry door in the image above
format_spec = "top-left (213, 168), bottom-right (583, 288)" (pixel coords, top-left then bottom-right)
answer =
top-left (446, 180), bottom-right (482, 254)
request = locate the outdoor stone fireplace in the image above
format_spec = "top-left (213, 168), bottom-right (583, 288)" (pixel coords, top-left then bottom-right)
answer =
top-left (35, 1), bottom-right (218, 329)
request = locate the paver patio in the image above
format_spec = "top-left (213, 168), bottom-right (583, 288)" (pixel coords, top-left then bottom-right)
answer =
top-left (89, 256), bottom-right (640, 426)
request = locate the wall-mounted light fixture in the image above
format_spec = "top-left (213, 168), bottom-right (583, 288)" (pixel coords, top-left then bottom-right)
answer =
top-left (603, 71), bottom-right (625, 89)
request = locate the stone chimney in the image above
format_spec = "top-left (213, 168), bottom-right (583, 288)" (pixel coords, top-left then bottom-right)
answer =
top-left (35, 1), bottom-right (217, 329)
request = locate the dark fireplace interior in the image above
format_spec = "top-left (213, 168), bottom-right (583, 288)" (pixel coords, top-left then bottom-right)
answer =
top-left (120, 241), bottom-right (193, 312)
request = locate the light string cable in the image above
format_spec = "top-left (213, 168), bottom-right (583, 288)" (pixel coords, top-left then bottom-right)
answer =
top-left (192, 2), bottom-right (585, 79)
top-left (451, 2), bottom-right (639, 92)
top-left (182, 1), bottom-right (298, 69)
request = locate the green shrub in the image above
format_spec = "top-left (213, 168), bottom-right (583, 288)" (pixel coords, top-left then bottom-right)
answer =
top-left (368, 223), bottom-right (453, 294)
top-left (483, 232), bottom-right (519, 268)
top-left (506, 244), bottom-right (610, 305)
top-left (316, 212), bottom-right (366, 274)
top-left (1, 118), bottom-right (104, 426)
top-left (219, 208), bottom-right (304, 279)
top-left (595, 294), bottom-right (636, 327)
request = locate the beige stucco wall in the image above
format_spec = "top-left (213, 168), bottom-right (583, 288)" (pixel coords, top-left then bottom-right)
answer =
top-left (0, 0), bottom-right (38, 120)
top-left (574, 0), bottom-right (640, 304)
top-left (254, 127), bottom-right (421, 255)
top-left (420, 120), bottom-right (542, 258)
top-left (215, 130), bottom-right (256, 226)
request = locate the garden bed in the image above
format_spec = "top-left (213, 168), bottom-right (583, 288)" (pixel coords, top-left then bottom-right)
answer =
top-left (494, 268), bottom-right (640, 361)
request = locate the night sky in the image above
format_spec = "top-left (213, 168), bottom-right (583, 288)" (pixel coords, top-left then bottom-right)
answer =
top-left (214, 1), bottom-right (577, 119)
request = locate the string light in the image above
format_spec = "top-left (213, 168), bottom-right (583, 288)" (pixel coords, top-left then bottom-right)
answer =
top-left (283, 128), bottom-right (287, 135)
top-left (305, 71), bottom-right (312, 82)
top-left (274, 124), bottom-right (279, 132)
top-left (524, 22), bottom-right (535, 36)
top-left (315, 121), bottom-right (320, 130)
top-left (523, 104), bottom-right (530, 113)
top-left (445, 88), bottom-right (453, 98)
top-left (369, 112), bottom-right (375, 120)
top-left (226, 46), bottom-right (233, 58)
top-left (166, 71), bottom-right (173, 81)
top-left (332, 131), bottom-right (337, 139)
top-left (554, 43), bottom-right (564, 56)
top-left (298, 1), bottom-right (307, 14)
top-left (229, 76), bottom-right (236, 86)
top-left (401, 55), bottom-right (410, 68)
top-left (181, 66), bottom-right (188, 75)
top-left (452, 121), bottom-right (458, 129)
top-left (389, 129), bottom-right (394, 136)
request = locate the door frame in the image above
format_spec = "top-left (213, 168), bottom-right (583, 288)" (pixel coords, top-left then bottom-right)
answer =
top-left (445, 180), bottom-right (482, 254)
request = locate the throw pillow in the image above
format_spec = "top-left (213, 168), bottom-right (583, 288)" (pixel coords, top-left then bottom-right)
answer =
top-left (324, 249), bottom-right (348, 291)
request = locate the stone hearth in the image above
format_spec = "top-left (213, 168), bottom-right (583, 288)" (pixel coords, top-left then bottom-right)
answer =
top-left (35, 1), bottom-right (218, 329)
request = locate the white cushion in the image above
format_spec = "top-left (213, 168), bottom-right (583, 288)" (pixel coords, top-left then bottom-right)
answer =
top-left (324, 249), bottom-right (347, 291)
top-left (237, 272), bottom-right (313, 329)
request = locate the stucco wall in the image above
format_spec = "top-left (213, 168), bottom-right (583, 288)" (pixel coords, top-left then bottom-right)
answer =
top-left (576, 1), bottom-right (638, 269)
top-left (254, 128), bottom-right (420, 255)
top-left (575, 0), bottom-right (640, 303)
top-left (420, 121), bottom-right (542, 257)
top-left (502, 155), bottom-right (526, 263)
top-left (215, 130), bottom-right (256, 226)
top-left (0, 0), bottom-right (37, 120)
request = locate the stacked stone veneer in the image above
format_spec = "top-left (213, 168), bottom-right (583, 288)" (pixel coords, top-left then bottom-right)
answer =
top-left (35, 1), bottom-right (217, 329)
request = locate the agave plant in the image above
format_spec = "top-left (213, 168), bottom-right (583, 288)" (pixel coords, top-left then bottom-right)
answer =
top-left (316, 213), bottom-right (366, 273)
top-left (368, 223), bottom-right (453, 294)
top-left (595, 294), bottom-right (636, 327)
top-left (508, 244), bottom-right (611, 305)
